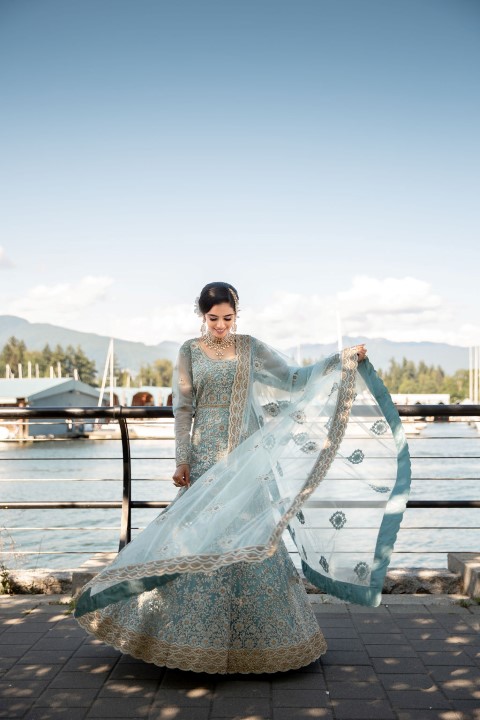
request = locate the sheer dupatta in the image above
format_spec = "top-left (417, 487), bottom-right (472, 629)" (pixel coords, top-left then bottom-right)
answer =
top-left (75, 337), bottom-right (410, 617)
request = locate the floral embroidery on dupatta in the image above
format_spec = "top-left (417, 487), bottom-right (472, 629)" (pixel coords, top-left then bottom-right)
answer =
top-left (76, 346), bottom-right (359, 590)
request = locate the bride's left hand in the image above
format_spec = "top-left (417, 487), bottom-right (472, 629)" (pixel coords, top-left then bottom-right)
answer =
top-left (355, 344), bottom-right (367, 362)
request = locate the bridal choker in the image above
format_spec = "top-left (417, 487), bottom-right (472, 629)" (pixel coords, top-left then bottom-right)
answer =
top-left (202, 331), bottom-right (235, 359)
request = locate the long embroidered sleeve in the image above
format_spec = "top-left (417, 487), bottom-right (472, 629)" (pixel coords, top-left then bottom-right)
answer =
top-left (251, 338), bottom-right (340, 392)
top-left (172, 341), bottom-right (194, 466)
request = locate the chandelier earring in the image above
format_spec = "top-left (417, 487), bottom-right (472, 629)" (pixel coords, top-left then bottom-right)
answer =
top-left (200, 319), bottom-right (207, 337)
top-left (232, 317), bottom-right (237, 334)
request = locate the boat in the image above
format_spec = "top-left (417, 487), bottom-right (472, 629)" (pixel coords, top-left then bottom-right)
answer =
top-left (127, 418), bottom-right (175, 439)
top-left (86, 418), bottom-right (174, 441)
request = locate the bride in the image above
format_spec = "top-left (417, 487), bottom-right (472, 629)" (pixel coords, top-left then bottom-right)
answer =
top-left (75, 281), bottom-right (410, 674)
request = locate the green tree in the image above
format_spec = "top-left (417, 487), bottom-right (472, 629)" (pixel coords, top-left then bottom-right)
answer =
top-left (0, 337), bottom-right (27, 372)
top-left (134, 359), bottom-right (173, 387)
top-left (39, 344), bottom-right (54, 374)
top-left (379, 358), bottom-right (468, 402)
top-left (441, 369), bottom-right (469, 403)
top-left (0, 339), bottom-right (97, 384)
top-left (63, 345), bottom-right (97, 384)
top-left (117, 369), bottom-right (132, 387)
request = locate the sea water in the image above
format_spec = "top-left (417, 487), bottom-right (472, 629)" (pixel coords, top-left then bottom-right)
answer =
top-left (0, 422), bottom-right (479, 571)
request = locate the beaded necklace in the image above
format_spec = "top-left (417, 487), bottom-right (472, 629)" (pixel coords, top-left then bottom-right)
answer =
top-left (202, 331), bottom-right (235, 359)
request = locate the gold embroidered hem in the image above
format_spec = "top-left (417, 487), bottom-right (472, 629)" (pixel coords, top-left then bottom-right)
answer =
top-left (76, 542), bottom-right (327, 674)
top-left (77, 612), bottom-right (327, 674)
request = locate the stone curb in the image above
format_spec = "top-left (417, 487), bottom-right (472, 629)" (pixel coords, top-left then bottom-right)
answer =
top-left (448, 552), bottom-right (480, 598)
top-left (4, 553), bottom-right (463, 596)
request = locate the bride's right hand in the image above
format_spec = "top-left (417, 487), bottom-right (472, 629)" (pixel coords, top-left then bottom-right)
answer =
top-left (354, 344), bottom-right (367, 362)
top-left (172, 464), bottom-right (190, 488)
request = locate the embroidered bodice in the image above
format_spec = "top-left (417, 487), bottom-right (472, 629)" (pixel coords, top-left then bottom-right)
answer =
top-left (173, 338), bottom-right (238, 473)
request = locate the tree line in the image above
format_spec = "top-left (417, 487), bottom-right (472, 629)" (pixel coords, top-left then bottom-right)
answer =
top-left (378, 358), bottom-right (468, 402)
top-left (301, 355), bottom-right (468, 402)
top-left (0, 337), bottom-right (173, 387)
top-left (3, 336), bottom-right (467, 399)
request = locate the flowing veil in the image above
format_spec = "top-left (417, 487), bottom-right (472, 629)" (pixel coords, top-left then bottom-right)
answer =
top-left (75, 338), bottom-right (410, 618)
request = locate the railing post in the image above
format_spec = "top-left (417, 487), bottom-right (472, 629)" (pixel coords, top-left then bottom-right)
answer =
top-left (117, 414), bottom-right (132, 550)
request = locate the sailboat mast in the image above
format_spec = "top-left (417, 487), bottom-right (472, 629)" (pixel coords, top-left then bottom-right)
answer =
top-left (98, 339), bottom-right (114, 407)
top-left (469, 347), bottom-right (473, 402)
top-left (110, 339), bottom-right (114, 406)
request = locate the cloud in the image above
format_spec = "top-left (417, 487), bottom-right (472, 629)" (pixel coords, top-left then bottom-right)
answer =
top-left (96, 275), bottom-right (479, 349)
top-left (337, 276), bottom-right (442, 317)
top-left (336, 275), bottom-right (451, 343)
top-left (108, 303), bottom-right (200, 345)
top-left (7, 276), bottom-right (114, 325)
top-left (4, 274), bottom-right (478, 349)
top-left (0, 247), bottom-right (14, 268)
top-left (239, 293), bottom-right (339, 348)
top-left (103, 275), bottom-right (463, 348)
top-left (236, 276), bottom-right (478, 348)
top-left (104, 294), bottom-right (339, 347)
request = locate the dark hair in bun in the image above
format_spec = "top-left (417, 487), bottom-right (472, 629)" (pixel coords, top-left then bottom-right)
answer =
top-left (197, 282), bottom-right (239, 315)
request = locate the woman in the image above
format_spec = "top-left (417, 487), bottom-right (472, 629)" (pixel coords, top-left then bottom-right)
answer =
top-left (75, 282), bottom-right (410, 674)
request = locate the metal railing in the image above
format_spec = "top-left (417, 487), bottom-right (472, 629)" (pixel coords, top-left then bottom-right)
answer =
top-left (1, 404), bottom-right (479, 560)
top-left (0, 406), bottom-right (173, 551)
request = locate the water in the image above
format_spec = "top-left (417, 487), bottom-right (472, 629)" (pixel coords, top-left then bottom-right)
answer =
top-left (1, 423), bottom-right (479, 571)
top-left (0, 436), bottom-right (178, 571)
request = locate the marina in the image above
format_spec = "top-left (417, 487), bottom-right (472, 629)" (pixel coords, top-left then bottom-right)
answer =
top-left (1, 408), bottom-right (479, 574)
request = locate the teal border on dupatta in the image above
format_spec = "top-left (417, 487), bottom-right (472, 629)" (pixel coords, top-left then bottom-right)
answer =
top-left (301, 359), bottom-right (411, 607)
top-left (74, 573), bottom-right (180, 618)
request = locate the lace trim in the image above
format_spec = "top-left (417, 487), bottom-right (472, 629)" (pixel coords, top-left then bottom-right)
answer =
top-left (78, 348), bottom-right (358, 592)
top-left (175, 439), bottom-right (191, 466)
top-left (80, 545), bottom-right (277, 592)
top-left (76, 613), bottom-right (327, 674)
top-left (227, 334), bottom-right (251, 453)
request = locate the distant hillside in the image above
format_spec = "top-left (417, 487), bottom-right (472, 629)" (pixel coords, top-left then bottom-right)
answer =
top-left (288, 337), bottom-right (469, 374)
top-left (0, 316), bottom-right (180, 374)
top-left (0, 315), bottom-right (469, 376)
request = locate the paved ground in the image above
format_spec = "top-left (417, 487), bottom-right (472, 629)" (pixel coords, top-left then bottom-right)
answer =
top-left (0, 594), bottom-right (479, 720)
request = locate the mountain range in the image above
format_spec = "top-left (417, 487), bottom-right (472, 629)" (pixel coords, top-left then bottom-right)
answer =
top-left (0, 315), bottom-right (469, 376)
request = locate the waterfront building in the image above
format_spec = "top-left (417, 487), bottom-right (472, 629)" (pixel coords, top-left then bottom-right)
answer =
top-left (101, 385), bottom-right (171, 406)
top-left (91, 385), bottom-right (174, 439)
top-left (0, 378), bottom-right (103, 439)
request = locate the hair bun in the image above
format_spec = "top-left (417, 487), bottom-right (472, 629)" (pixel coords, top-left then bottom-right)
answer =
top-left (197, 282), bottom-right (240, 315)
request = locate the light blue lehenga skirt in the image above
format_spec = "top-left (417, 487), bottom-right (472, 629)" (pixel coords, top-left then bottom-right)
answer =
top-left (76, 540), bottom-right (326, 674)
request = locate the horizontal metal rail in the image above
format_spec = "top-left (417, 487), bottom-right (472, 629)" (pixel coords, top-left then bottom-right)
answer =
top-left (1, 404), bottom-right (480, 419)
top-left (396, 404), bottom-right (480, 417)
top-left (2, 501), bottom-right (169, 509)
top-left (1, 404), bottom-right (479, 555)
top-left (6, 499), bottom-right (480, 508)
top-left (0, 406), bottom-right (173, 419)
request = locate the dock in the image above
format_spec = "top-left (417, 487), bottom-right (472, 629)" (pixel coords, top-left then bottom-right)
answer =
top-left (1, 593), bottom-right (479, 720)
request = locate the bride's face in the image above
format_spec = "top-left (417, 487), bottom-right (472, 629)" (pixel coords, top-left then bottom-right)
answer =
top-left (204, 302), bottom-right (236, 339)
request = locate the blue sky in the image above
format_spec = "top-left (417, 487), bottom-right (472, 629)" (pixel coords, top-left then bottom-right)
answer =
top-left (1, 0), bottom-right (479, 349)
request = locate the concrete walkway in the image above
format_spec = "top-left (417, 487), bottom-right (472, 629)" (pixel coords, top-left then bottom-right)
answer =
top-left (0, 594), bottom-right (479, 720)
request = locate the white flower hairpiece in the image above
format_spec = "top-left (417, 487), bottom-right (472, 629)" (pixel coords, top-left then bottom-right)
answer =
top-left (194, 297), bottom-right (202, 317)
top-left (229, 289), bottom-right (240, 315)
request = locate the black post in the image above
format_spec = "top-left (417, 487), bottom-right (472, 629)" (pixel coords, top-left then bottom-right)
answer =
top-left (118, 414), bottom-right (132, 550)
